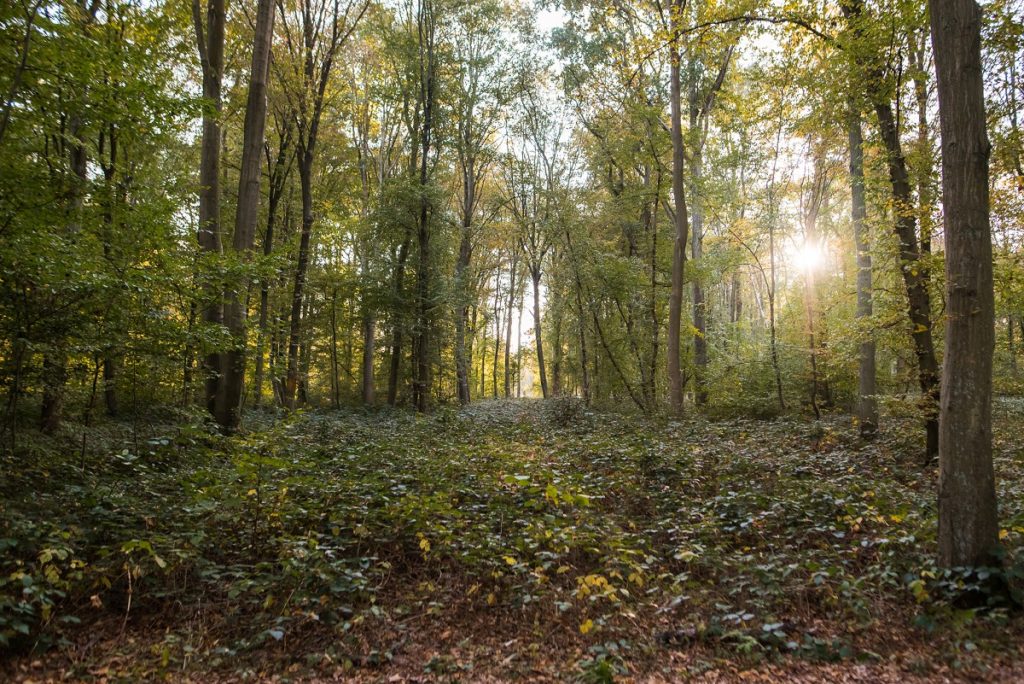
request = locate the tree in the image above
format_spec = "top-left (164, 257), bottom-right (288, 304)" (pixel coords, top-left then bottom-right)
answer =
top-left (191, 0), bottom-right (226, 418)
top-left (216, 0), bottom-right (276, 431)
top-left (849, 101), bottom-right (878, 437)
top-left (930, 0), bottom-right (1000, 567)
top-left (667, 0), bottom-right (689, 416)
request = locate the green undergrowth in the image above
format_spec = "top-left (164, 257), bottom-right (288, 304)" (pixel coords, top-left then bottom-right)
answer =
top-left (2, 399), bottom-right (1024, 678)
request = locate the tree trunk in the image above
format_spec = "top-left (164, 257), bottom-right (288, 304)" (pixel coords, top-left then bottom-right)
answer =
top-left (875, 98), bottom-right (940, 459)
top-left (667, 0), bottom-right (689, 416)
top-left (285, 162), bottom-right (314, 408)
top-left (930, 0), bottom-right (1000, 568)
top-left (454, 227), bottom-right (473, 405)
top-left (532, 269), bottom-right (548, 399)
top-left (254, 125), bottom-right (292, 408)
top-left (39, 351), bottom-right (67, 434)
top-left (192, 0), bottom-right (226, 418)
top-left (849, 104), bottom-right (878, 437)
top-left (504, 253), bottom-right (517, 398)
top-left (217, 0), bottom-right (274, 430)
top-left (388, 232), bottom-right (411, 406)
top-left (361, 306), bottom-right (376, 404)
top-left (691, 144), bottom-right (708, 407)
top-left (411, 0), bottom-right (436, 413)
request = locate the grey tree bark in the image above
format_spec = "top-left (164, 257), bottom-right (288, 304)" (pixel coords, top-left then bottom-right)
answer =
top-left (667, 0), bottom-right (689, 416)
top-left (849, 104), bottom-right (878, 437)
top-left (217, 0), bottom-right (275, 430)
top-left (930, 0), bottom-right (1000, 568)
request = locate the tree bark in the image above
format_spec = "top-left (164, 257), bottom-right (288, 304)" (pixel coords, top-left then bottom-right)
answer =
top-left (532, 269), bottom-right (548, 399)
top-left (217, 0), bottom-right (275, 430)
top-left (667, 0), bottom-right (689, 416)
top-left (411, 0), bottom-right (436, 413)
top-left (931, 0), bottom-right (1000, 568)
top-left (849, 104), bottom-right (878, 437)
top-left (192, 0), bottom-right (225, 418)
top-left (504, 251), bottom-right (518, 398)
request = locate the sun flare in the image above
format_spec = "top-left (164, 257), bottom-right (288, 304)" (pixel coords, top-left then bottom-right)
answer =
top-left (792, 241), bottom-right (826, 272)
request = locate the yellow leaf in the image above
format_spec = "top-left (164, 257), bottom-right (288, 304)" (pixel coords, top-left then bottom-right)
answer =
top-left (579, 619), bottom-right (594, 635)
top-left (504, 556), bottom-right (517, 566)
top-left (486, 592), bottom-right (496, 605)
top-left (419, 538), bottom-right (431, 553)
top-left (247, 488), bottom-right (257, 496)
top-left (999, 529), bottom-right (1010, 540)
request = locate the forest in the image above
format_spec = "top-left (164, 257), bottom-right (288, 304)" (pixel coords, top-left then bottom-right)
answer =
top-left (1, 0), bottom-right (1023, 680)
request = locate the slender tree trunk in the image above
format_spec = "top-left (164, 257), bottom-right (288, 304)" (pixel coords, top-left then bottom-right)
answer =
top-left (504, 253), bottom-right (517, 398)
top-left (552, 302), bottom-right (563, 396)
top-left (330, 288), bottom-right (341, 408)
top-left (285, 162), bottom-right (314, 408)
top-left (192, 0), bottom-right (226, 418)
top-left (411, 0), bottom-right (436, 413)
top-left (850, 104), bottom-right (878, 436)
top-left (39, 352), bottom-right (67, 434)
top-left (768, 221), bottom-right (784, 411)
top-left (667, 0), bottom-right (689, 416)
top-left (691, 146), bottom-right (708, 407)
top-left (1009, 315), bottom-right (1018, 376)
top-left (454, 229), bottom-right (473, 404)
top-left (931, 0), bottom-right (1000, 568)
top-left (532, 269), bottom-right (548, 399)
top-left (876, 99), bottom-right (940, 459)
top-left (361, 305), bottom-right (376, 404)
top-left (254, 128), bottom-right (292, 408)
top-left (388, 233), bottom-right (411, 406)
top-left (492, 272), bottom-right (502, 399)
top-left (217, 0), bottom-right (274, 430)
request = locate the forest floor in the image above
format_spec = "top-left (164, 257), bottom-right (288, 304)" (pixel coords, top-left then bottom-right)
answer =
top-left (2, 398), bottom-right (1024, 682)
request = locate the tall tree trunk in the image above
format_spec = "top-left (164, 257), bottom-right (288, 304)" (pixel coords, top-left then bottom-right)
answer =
top-left (454, 227), bottom-right (473, 404)
top-left (768, 217), bottom-right (785, 410)
top-left (361, 303), bottom-right (376, 404)
top-left (285, 163), bottom-right (314, 408)
top-left (492, 272), bottom-right (502, 398)
top-left (192, 0), bottom-right (226, 418)
top-left (254, 125), bottom-right (292, 408)
top-left (504, 252), bottom-right (518, 398)
top-left (532, 269), bottom-right (548, 399)
top-left (910, 32), bottom-right (934, 257)
top-left (551, 301), bottom-right (563, 396)
top-left (930, 0), bottom-right (999, 567)
top-left (99, 124), bottom-right (120, 418)
top-left (667, 0), bottom-right (689, 416)
top-left (217, 0), bottom-right (274, 430)
top-left (875, 99), bottom-right (940, 459)
top-left (849, 104), bottom-right (878, 437)
top-left (330, 288), bottom-right (341, 408)
top-left (388, 233), bottom-right (411, 406)
top-left (412, 0), bottom-right (436, 414)
top-left (690, 143), bottom-right (708, 407)
top-left (1009, 315), bottom-right (1018, 376)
